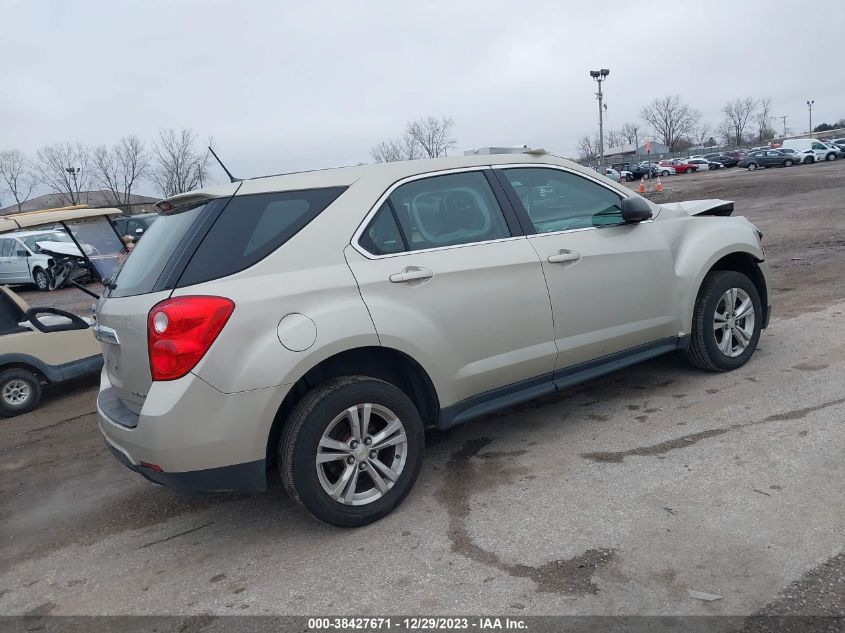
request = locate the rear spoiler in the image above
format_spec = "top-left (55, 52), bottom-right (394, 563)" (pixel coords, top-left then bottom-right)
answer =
top-left (156, 182), bottom-right (242, 212)
top-left (660, 199), bottom-right (734, 217)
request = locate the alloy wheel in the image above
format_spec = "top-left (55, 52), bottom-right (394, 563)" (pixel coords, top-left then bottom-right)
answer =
top-left (316, 403), bottom-right (408, 506)
top-left (713, 288), bottom-right (756, 358)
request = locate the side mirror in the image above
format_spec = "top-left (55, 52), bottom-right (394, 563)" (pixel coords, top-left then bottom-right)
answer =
top-left (135, 228), bottom-right (144, 235)
top-left (16, 250), bottom-right (28, 257)
top-left (622, 197), bottom-right (653, 223)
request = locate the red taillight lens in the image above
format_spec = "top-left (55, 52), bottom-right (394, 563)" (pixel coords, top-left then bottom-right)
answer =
top-left (148, 296), bottom-right (235, 381)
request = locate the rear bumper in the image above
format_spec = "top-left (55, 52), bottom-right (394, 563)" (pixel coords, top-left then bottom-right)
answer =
top-left (97, 368), bottom-right (288, 493)
top-left (106, 443), bottom-right (265, 494)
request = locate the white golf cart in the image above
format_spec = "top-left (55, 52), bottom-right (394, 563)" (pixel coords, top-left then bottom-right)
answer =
top-left (0, 206), bottom-right (127, 416)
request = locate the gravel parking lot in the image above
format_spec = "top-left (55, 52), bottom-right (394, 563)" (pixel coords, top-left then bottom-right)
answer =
top-left (2, 162), bottom-right (843, 619)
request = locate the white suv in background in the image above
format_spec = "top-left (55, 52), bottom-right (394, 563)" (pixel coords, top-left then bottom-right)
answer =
top-left (94, 151), bottom-right (772, 527)
top-left (0, 230), bottom-right (81, 291)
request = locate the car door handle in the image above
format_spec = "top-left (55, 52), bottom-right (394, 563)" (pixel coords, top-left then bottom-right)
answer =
top-left (389, 267), bottom-right (434, 283)
top-left (547, 251), bottom-right (581, 264)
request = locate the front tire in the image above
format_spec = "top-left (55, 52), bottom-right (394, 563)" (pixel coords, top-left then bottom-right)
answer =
top-left (280, 376), bottom-right (425, 527)
top-left (804, 156), bottom-right (814, 164)
top-left (687, 270), bottom-right (762, 372)
top-left (784, 160), bottom-right (794, 167)
top-left (826, 153), bottom-right (836, 161)
top-left (0, 368), bottom-right (42, 417)
top-left (661, 170), bottom-right (670, 177)
top-left (33, 268), bottom-right (49, 292)
top-left (747, 163), bottom-right (758, 171)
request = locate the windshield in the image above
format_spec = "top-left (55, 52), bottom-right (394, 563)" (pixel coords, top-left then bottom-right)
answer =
top-left (107, 202), bottom-right (208, 298)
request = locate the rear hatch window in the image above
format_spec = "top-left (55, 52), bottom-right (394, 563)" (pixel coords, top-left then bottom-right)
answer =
top-left (106, 202), bottom-right (209, 298)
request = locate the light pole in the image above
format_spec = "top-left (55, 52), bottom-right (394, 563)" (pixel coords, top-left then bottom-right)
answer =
top-left (590, 68), bottom-right (610, 169)
top-left (779, 115), bottom-right (788, 138)
top-left (806, 100), bottom-right (814, 135)
top-left (65, 166), bottom-right (81, 204)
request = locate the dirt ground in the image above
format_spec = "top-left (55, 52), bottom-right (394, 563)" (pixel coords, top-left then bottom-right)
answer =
top-left (1, 161), bottom-right (844, 621)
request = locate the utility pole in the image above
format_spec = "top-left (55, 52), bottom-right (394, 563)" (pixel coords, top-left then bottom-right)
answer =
top-left (806, 100), bottom-right (814, 135)
top-left (65, 166), bottom-right (81, 205)
top-left (779, 115), bottom-right (788, 138)
top-left (590, 68), bottom-right (610, 169)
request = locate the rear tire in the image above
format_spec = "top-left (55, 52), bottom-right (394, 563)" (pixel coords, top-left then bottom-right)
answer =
top-left (0, 368), bottom-right (42, 417)
top-left (826, 153), bottom-right (836, 161)
top-left (687, 270), bottom-right (762, 372)
top-left (279, 376), bottom-right (425, 527)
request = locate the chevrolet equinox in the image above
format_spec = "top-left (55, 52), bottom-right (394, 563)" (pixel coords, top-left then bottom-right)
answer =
top-left (95, 151), bottom-right (771, 526)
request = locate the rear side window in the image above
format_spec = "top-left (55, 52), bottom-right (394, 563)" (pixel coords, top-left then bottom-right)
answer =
top-left (358, 203), bottom-right (406, 255)
top-left (177, 187), bottom-right (345, 287)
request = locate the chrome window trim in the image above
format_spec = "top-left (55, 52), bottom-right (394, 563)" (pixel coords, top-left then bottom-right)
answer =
top-left (350, 166), bottom-right (517, 260)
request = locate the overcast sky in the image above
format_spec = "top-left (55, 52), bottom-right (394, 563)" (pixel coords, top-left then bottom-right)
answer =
top-left (2, 0), bottom-right (843, 194)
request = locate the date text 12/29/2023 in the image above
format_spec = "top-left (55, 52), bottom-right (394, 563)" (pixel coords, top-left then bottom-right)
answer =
top-left (307, 617), bottom-right (528, 631)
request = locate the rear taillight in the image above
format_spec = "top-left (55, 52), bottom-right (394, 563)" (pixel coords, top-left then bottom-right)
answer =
top-left (148, 296), bottom-right (235, 381)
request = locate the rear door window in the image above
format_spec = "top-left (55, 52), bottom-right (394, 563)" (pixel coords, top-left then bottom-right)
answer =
top-left (384, 171), bottom-right (510, 252)
top-left (177, 187), bottom-right (346, 287)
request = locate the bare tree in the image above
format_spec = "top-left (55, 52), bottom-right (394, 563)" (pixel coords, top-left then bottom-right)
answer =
top-left (35, 142), bottom-right (90, 205)
top-left (407, 116), bottom-right (456, 158)
top-left (92, 136), bottom-right (150, 207)
top-left (754, 97), bottom-right (774, 142)
top-left (151, 128), bottom-right (211, 197)
top-left (723, 97), bottom-right (757, 146)
top-left (371, 130), bottom-right (422, 163)
top-left (576, 135), bottom-right (600, 163)
top-left (606, 129), bottom-right (624, 149)
top-left (716, 120), bottom-right (734, 146)
top-left (640, 95), bottom-right (700, 151)
top-left (371, 116), bottom-right (456, 163)
top-left (691, 122), bottom-right (713, 148)
top-left (621, 122), bottom-right (640, 149)
top-left (0, 149), bottom-right (36, 212)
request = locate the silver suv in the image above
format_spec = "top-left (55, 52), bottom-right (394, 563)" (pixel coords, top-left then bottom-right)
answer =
top-left (95, 152), bottom-right (771, 526)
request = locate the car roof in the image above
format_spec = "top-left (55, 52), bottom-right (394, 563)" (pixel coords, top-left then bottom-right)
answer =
top-left (160, 151), bottom-right (607, 205)
top-left (0, 205), bottom-right (121, 235)
top-left (2, 229), bottom-right (65, 239)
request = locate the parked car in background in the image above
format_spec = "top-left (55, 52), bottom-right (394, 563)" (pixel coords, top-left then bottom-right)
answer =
top-left (725, 149), bottom-right (749, 160)
top-left (620, 163), bottom-right (655, 181)
top-left (831, 138), bottom-right (845, 151)
top-left (111, 213), bottom-right (159, 241)
top-left (781, 138), bottom-right (834, 162)
top-left (704, 153), bottom-right (739, 168)
top-left (776, 148), bottom-right (806, 165)
top-left (93, 151), bottom-right (771, 526)
top-left (0, 230), bottom-right (83, 291)
top-left (687, 158), bottom-right (720, 171)
top-left (604, 167), bottom-right (632, 181)
top-left (820, 142), bottom-right (843, 159)
top-left (659, 159), bottom-right (697, 174)
top-left (738, 149), bottom-right (797, 170)
top-left (656, 165), bottom-right (677, 176)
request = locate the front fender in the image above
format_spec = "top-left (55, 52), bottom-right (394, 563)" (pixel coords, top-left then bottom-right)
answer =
top-left (668, 217), bottom-right (765, 333)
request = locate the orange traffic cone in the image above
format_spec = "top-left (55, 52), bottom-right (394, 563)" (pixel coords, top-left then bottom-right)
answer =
top-left (655, 177), bottom-right (664, 193)
top-left (638, 178), bottom-right (645, 193)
